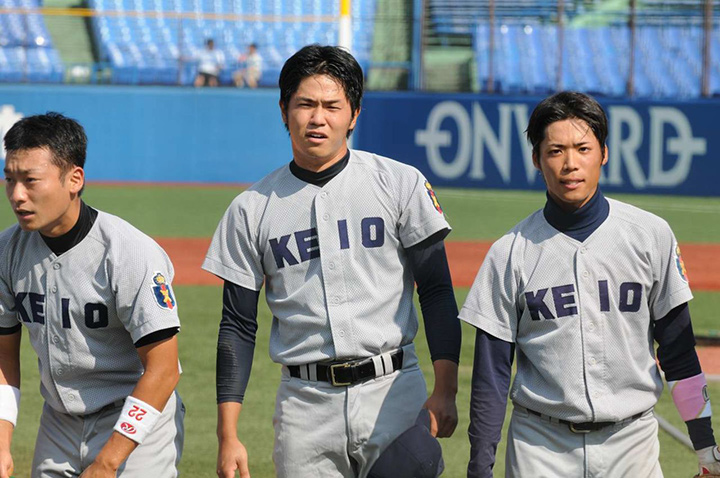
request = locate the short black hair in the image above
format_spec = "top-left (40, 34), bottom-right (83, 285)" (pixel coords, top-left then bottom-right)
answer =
top-left (4, 111), bottom-right (87, 173)
top-left (278, 44), bottom-right (364, 132)
top-left (526, 91), bottom-right (608, 158)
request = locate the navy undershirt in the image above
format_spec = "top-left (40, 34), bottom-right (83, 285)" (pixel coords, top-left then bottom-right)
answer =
top-left (468, 190), bottom-right (712, 477)
top-left (542, 188), bottom-right (610, 242)
top-left (0, 201), bottom-right (178, 346)
top-left (216, 152), bottom-right (461, 403)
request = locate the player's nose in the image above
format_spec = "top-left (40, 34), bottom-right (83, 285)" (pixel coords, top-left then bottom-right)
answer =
top-left (308, 106), bottom-right (327, 125)
top-left (563, 150), bottom-right (580, 171)
top-left (7, 182), bottom-right (27, 204)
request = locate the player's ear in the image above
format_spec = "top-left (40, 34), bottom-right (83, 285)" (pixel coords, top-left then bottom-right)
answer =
top-left (67, 166), bottom-right (84, 195)
top-left (349, 107), bottom-right (361, 130)
top-left (601, 145), bottom-right (608, 166)
top-left (532, 151), bottom-right (541, 170)
top-left (279, 100), bottom-right (288, 125)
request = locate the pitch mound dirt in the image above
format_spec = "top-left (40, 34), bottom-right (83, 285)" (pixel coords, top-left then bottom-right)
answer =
top-left (157, 238), bottom-right (720, 374)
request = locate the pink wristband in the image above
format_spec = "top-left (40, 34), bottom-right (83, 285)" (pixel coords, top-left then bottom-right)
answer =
top-left (668, 373), bottom-right (712, 422)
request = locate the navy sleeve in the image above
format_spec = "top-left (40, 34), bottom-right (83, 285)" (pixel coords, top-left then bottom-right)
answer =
top-left (217, 280), bottom-right (260, 404)
top-left (134, 327), bottom-right (179, 347)
top-left (405, 231), bottom-right (461, 364)
top-left (468, 328), bottom-right (514, 478)
top-left (654, 302), bottom-right (716, 450)
top-left (0, 324), bottom-right (21, 335)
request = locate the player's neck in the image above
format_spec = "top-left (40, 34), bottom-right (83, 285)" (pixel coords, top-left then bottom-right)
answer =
top-left (293, 146), bottom-right (349, 173)
top-left (290, 150), bottom-right (350, 187)
top-left (41, 200), bottom-right (98, 256)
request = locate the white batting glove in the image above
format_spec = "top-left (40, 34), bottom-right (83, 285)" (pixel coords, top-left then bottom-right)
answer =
top-left (696, 445), bottom-right (720, 476)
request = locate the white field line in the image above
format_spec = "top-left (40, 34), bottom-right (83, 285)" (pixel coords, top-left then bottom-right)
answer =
top-left (437, 189), bottom-right (720, 214)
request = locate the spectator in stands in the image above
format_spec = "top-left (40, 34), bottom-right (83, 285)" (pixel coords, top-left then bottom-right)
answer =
top-left (195, 38), bottom-right (224, 87)
top-left (233, 43), bottom-right (263, 88)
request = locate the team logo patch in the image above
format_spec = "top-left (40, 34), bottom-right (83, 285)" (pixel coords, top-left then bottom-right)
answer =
top-left (424, 181), bottom-right (443, 214)
top-left (675, 244), bottom-right (689, 283)
top-left (152, 272), bottom-right (176, 310)
top-left (120, 422), bottom-right (136, 434)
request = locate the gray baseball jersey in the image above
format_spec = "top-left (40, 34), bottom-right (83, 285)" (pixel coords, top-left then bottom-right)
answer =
top-left (202, 149), bottom-right (450, 365)
top-left (0, 211), bottom-right (181, 415)
top-left (459, 198), bottom-right (692, 423)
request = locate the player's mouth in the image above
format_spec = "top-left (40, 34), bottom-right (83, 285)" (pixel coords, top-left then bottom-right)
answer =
top-left (561, 179), bottom-right (584, 190)
top-left (15, 209), bottom-right (34, 221)
top-left (306, 132), bottom-right (327, 144)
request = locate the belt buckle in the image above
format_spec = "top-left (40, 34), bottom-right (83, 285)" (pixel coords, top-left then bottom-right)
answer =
top-left (330, 363), bottom-right (352, 386)
top-left (569, 422), bottom-right (592, 434)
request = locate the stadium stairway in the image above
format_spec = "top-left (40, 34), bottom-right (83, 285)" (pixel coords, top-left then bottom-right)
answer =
top-left (43, 0), bottom-right (96, 78)
top-left (367, 0), bottom-right (411, 90)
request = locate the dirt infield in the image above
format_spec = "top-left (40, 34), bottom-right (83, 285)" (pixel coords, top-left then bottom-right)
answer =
top-left (158, 238), bottom-right (720, 291)
top-left (157, 238), bottom-right (720, 374)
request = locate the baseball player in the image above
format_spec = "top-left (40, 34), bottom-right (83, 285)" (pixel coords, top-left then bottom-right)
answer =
top-left (0, 113), bottom-right (184, 478)
top-left (203, 44), bottom-right (462, 478)
top-left (460, 91), bottom-right (720, 477)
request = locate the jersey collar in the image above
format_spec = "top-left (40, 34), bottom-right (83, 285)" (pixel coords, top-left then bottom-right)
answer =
top-left (543, 189), bottom-right (610, 243)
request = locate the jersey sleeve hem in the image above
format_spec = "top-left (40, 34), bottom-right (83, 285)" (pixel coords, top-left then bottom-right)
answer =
top-left (0, 324), bottom-right (21, 335)
top-left (653, 288), bottom-right (694, 321)
top-left (127, 315), bottom-right (181, 344)
top-left (202, 257), bottom-right (263, 291)
top-left (459, 309), bottom-right (515, 343)
top-left (401, 216), bottom-right (451, 248)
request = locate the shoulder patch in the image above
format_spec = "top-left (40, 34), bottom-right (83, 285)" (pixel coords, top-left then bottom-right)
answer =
top-left (424, 181), bottom-right (443, 214)
top-left (152, 272), bottom-right (176, 310)
top-left (674, 244), bottom-right (689, 283)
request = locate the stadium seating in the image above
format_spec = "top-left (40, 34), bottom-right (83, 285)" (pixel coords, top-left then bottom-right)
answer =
top-left (87, 0), bottom-right (376, 86)
top-left (473, 22), bottom-right (720, 98)
top-left (0, 0), bottom-right (64, 83)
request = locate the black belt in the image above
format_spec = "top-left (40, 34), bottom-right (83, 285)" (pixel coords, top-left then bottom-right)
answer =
top-left (524, 407), bottom-right (647, 434)
top-left (288, 350), bottom-right (404, 387)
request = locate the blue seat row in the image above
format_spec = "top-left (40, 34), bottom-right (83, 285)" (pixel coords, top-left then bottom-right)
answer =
top-left (0, 0), bottom-right (64, 83)
top-left (0, 0), bottom-right (53, 47)
top-left (88, 0), bottom-right (375, 85)
top-left (473, 23), bottom-right (720, 98)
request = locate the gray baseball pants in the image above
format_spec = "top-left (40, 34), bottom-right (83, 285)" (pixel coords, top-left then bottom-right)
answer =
top-left (32, 391), bottom-right (184, 477)
top-left (505, 405), bottom-right (662, 478)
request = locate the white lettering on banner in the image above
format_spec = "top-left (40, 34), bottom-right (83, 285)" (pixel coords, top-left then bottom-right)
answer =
top-left (416, 101), bottom-right (533, 183)
top-left (648, 107), bottom-right (706, 186)
top-left (0, 105), bottom-right (23, 161)
top-left (416, 101), bottom-right (706, 189)
top-left (415, 101), bottom-right (472, 179)
top-left (606, 106), bottom-right (646, 188)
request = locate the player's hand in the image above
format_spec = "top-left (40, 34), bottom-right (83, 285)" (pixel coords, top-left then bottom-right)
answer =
top-left (695, 445), bottom-right (720, 477)
top-left (217, 436), bottom-right (250, 478)
top-left (423, 391), bottom-right (458, 438)
top-left (79, 460), bottom-right (117, 478)
top-left (0, 449), bottom-right (13, 478)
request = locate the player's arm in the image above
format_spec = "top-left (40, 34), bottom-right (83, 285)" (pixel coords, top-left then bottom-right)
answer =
top-left (406, 231), bottom-right (461, 438)
top-left (468, 328), bottom-right (514, 478)
top-left (0, 329), bottom-right (21, 478)
top-left (654, 303), bottom-right (720, 475)
top-left (216, 280), bottom-right (260, 478)
top-left (83, 335), bottom-right (180, 477)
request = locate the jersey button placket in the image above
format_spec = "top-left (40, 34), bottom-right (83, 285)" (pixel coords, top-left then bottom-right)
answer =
top-left (315, 191), bottom-right (352, 355)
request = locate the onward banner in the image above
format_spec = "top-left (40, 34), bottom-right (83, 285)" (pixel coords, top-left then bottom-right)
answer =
top-left (356, 92), bottom-right (718, 197)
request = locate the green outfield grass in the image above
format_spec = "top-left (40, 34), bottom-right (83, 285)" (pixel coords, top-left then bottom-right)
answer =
top-left (3, 184), bottom-right (720, 241)
top-left (2, 185), bottom-right (720, 477)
